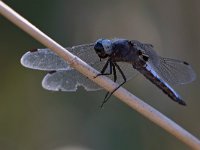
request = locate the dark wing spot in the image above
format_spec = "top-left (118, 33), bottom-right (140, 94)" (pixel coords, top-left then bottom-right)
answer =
top-left (29, 48), bottom-right (38, 52)
top-left (183, 61), bottom-right (189, 65)
top-left (48, 70), bottom-right (56, 74)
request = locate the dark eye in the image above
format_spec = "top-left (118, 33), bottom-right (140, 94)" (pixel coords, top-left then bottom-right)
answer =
top-left (94, 42), bottom-right (104, 52)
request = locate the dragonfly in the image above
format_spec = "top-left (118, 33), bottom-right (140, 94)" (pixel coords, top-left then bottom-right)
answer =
top-left (21, 38), bottom-right (196, 106)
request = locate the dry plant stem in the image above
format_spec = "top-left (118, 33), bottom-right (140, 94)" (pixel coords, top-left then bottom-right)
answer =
top-left (0, 1), bottom-right (200, 149)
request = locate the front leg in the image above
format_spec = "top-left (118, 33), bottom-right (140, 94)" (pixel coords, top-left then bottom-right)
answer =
top-left (100, 63), bottom-right (117, 108)
top-left (94, 58), bottom-right (113, 78)
top-left (100, 62), bottom-right (127, 108)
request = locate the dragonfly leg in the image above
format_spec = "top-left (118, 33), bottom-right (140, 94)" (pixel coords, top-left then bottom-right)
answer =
top-left (94, 59), bottom-right (112, 78)
top-left (100, 63), bottom-right (127, 108)
top-left (100, 63), bottom-right (117, 108)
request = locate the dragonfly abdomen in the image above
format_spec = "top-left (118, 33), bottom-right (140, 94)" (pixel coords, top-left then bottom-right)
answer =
top-left (137, 66), bottom-right (186, 106)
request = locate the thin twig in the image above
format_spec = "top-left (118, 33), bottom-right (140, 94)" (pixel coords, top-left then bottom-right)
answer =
top-left (0, 1), bottom-right (200, 149)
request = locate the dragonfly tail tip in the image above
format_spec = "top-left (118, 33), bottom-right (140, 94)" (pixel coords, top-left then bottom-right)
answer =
top-left (178, 100), bottom-right (187, 106)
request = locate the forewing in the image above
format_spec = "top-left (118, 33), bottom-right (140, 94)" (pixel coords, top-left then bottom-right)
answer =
top-left (152, 57), bottom-right (196, 85)
top-left (20, 43), bottom-right (99, 71)
top-left (20, 48), bottom-right (71, 71)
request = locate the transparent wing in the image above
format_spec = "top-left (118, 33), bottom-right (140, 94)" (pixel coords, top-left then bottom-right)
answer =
top-left (42, 70), bottom-right (101, 91)
top-left (42, 62), bottom-right (137, 92)
top-left (20, 48), bottom-right (71, 71)
top-left (20, 43), bottom-right (100, 71)
top-left (135, 41), bottom-right (196, 85)
top-left (153, 57), bottom-right (196, 85)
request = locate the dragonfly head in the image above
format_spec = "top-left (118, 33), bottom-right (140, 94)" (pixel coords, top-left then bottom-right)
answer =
top-left (94, 39), bottom-right (113, 59)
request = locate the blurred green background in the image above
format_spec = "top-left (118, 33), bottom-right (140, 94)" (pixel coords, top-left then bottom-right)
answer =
top-left (0, 0), bottom-right (200, 150)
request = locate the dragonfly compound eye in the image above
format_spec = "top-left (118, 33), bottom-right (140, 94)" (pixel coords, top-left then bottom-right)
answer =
top-left (94, 41), bottom-right (109, 59)
top-left (94, 42), bottom-right (104, 53)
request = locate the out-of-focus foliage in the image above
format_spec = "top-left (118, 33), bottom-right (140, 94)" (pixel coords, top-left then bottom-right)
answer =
top-left (0, 0), bottom-right (199, 150)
